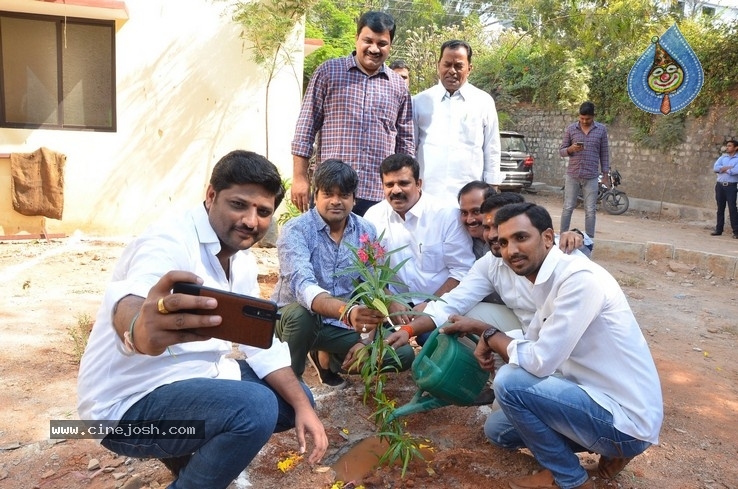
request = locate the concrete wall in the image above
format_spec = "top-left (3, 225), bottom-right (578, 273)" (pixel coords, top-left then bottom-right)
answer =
top-left (511, 107), bottom-right (736, 212)
top-left (0, 0), bottom-right (305, 237)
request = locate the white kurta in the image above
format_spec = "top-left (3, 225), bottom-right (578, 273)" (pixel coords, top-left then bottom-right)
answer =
top-left (413, 82), bottom-right (501, 207)
top-left (364, 194), bottom-right (475, 304)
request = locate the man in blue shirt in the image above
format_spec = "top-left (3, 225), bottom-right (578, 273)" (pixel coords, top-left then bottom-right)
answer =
top-left (559, 101), bottom-right (610, 239)
top-left (711, 139), bottom-right (738, 238)
top-left (272, 159), bottom-right (414, 387)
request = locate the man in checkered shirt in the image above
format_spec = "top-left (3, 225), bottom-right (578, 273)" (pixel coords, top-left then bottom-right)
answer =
top-left (290, 11), bottom-right (414, 217)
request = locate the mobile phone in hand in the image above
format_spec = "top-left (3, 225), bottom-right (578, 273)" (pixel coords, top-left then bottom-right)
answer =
top-left (172, 282), bottom-right (279, 348)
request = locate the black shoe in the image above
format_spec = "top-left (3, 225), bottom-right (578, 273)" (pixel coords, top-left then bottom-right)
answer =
top-left (308, 350), bottom-right (345, 388)
top-left (710, 231), bottom-right (722, 236)
top-left (470, 388), bottom-right (496, 406)
top-left (159, 454), bottom-right (192, 477)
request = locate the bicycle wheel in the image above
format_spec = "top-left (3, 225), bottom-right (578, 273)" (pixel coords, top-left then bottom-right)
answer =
top-left (602, 190), bottom-right (629, 215)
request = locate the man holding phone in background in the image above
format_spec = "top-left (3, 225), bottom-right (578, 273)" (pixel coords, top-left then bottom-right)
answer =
top-left (559, 101), bottom-right (610, 240)
top-left (77, 150), bottom-right (327, 489)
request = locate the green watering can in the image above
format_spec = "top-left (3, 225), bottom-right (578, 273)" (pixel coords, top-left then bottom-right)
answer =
top-left (388, 327), bottom-right (490, 421)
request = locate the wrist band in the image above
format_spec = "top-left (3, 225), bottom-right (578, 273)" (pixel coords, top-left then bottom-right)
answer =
top-left (400, 324), bottom-right (415, 338)
top-left (342, 304), bottom-right (358, 327)
top-left (123, 311), bottom-right (141, 355)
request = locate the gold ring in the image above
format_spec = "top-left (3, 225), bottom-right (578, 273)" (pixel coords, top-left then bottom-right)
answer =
top-left (157, 297), bottom-right (170, 314)
top-left (362, 325), bottom-right (367, 333)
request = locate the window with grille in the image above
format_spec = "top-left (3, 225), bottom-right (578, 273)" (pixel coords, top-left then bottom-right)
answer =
top-left (1, 11), bottom-right (116, 131)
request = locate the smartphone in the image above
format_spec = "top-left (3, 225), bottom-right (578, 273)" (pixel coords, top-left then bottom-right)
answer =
top-left (575, 142), bottom-right (584, 147)
top-left (172, 282), bottom-right (279, 348)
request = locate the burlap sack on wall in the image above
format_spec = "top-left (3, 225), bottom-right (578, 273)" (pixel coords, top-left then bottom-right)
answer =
top-left (10, 147), bottom-right (67, 220)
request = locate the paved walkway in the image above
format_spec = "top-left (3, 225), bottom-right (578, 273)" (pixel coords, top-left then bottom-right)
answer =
top-left (527, 189), bottom-right (738, 279)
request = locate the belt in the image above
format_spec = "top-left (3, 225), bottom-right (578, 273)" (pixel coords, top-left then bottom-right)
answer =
top-left (718, 182), bottom-right (737, 186)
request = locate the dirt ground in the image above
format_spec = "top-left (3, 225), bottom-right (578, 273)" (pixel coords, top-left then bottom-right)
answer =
top-left (1, 192), bottom-right (737, 489)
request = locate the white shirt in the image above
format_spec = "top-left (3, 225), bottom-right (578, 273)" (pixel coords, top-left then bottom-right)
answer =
top-left (423, 237), bottom-right (585, 329)
top-left (364, 194), bottom-right (475, 304)
top-left (507, 247), bottom-right (663, 444)
top-left (423, 251), bottom-right (535, 328)
top-left (77, 205), bottom-right (291, 424)
top-left (413, 82), bottom-right (502, 207)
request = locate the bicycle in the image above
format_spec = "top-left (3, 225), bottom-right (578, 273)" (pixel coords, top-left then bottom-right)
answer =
top-left (568, 170), bottom-right (630, 215)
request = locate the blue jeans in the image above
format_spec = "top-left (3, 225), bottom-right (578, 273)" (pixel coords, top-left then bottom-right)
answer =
top-left (486, 365), bottom-right (651, 489)
top-left (101, 361), bottom-right (313, 489)
top-left (561, 175), bottom-right (599, 237)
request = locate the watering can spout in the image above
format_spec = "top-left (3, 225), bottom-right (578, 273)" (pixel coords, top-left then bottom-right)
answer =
top-left (391, 328), bottom-right (490, 420)
top-left (387, 390), bottom-right (450, 422)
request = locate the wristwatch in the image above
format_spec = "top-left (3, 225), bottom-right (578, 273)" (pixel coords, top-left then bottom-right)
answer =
top-left (482, 326), bottom-right (499, 345)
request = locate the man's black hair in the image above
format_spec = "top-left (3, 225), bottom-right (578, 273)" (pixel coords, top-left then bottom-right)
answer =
top-left (379, 153), bottom-right (420, 181)
top-left (579, 101), bottom-right (595, 116)
top-left (312, 159), bottom-right (359, 196)
top-left (726, 139), bottom-right (738, 147)
top-left (494, 202), bottom-right (553, 234)
top-left (357, 11), bottom-right (396, 42)
top-left (480, 191), bottom-right (525, 214)
top-left (457, 180), bottom-right (491, 202)
top-left (439, 40), bottom-right (473, 63)
top-left (389, 59), bottom-right (408, 71)
top-left (210, 150), bottom-right (285, 207)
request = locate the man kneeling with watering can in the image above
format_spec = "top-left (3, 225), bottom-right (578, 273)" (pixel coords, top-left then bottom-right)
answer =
top-left (385, 192), bottom-right (585, 414)
top-left (387, 191), bottom-right (585, 349)
top-left (444, 203), bottom-right (663, 489)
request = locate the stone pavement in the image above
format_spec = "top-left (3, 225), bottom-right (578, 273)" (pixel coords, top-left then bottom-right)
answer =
top-left (527, 189), bottom-right (738, 280)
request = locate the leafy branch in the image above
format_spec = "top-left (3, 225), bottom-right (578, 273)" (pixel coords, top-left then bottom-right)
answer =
top-left (335, 233), bottom-right (437, 476)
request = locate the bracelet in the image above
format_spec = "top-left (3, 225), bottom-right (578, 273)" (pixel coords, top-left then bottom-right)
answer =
top-left (400, 324), bottom-right (415, 338)
top-left (123, 311), bottom-right (141, 355)
top-left (342, 304), bottom-right (359, 327)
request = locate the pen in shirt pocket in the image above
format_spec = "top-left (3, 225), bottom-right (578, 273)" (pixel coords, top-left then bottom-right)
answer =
top-left (418, 243), bottom-right (422, 253)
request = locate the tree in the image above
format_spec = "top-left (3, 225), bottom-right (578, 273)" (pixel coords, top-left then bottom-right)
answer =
top-left (302, 0), bottom-right (362, 87)
top-left (302, 0), bottom-right (488, 90)
top-left (227, 0), bottom-right (319, 158)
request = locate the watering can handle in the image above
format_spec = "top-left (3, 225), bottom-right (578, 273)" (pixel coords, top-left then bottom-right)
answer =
top-left (413, 326), bottom-right (481, 365)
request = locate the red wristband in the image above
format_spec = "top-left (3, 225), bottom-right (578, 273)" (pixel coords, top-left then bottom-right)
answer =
top-left (400, 325), bottom-right (415, 338)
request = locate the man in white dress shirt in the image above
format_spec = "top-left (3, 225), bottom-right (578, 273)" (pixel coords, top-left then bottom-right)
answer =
top-left (364, 153), bottom-right (475, 328)
top-left (387, 191), bottom-right (584, 348)
top-left (444, 203), bottom-right (663, 489)
top-left (77, 151), bottom-right (327, 488)
top-left (413, 39), bottom-right (502, 207)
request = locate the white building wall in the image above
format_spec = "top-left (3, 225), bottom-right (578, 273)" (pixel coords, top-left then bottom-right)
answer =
top-left (671, 0), bottom-right (738, 21)
top-left (0, 0), bottom-right (305, 236)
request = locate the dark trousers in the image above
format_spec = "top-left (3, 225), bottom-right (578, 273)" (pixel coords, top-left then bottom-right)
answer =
top-left (352, 198), bottom-right (379, 217)
top-left (714, 182), bottom-right (738, 235)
